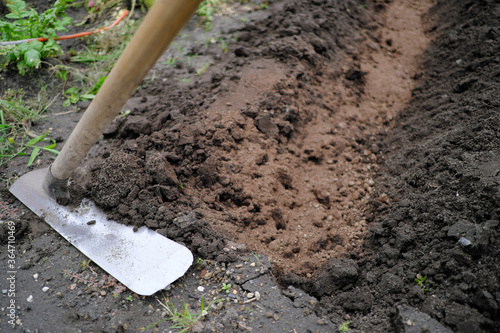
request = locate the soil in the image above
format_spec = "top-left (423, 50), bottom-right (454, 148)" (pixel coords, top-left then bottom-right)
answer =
top-left (1, 0), bottom-right (500, 332)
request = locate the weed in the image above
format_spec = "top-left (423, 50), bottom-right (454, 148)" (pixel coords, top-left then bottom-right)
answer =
top-left (118, 109), bottom-right (131, 119)
top-left (259, 2), bottom-right (269, 10)
top-left (163, 57), bottom-right (178, 67)
top-left (63, 268), bottom-right (127, 297)
top-left (196, 61), bottom-right (213, 76)
top-left (221, 283), bottom-right (231, 293)
top-left (197, 0), bottom-right (230, 31)
top-left (145, 296), bottom-right (217, 332)
top-left (415, 273), bottom-right (435, 294)
top-left (80, 259), bottom-right (92, 271)
top-left (126, 295), bottom-right (134, 301)
top-left (338, 321), bottom-right (350, 332)
top-left (252, 253), bottom-right (261, 265)
top-left (0, 86), bottom-right (61, 167)
top-left (0, 108), bottom-right (59, 166)
top-left (207, 36), bottom-right (230, 53)
top-left (51, 64), bottom-right (70, 82)
top-left (0, 0), bottom-right (73, 74)
top-left (70, 13), bottom-right (137, 96)
top-left (63, 75), bottom-right (106, 106)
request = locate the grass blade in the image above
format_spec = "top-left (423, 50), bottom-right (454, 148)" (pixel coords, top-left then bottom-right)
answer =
top-left (28, 146), bottom-right (40, 166)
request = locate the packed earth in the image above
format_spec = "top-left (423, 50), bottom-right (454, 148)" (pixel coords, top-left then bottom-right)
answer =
top-left (1, 0), bottom-right (500, 332)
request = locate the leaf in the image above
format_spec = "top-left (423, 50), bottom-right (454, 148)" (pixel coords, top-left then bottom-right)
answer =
top-left (25, 133), bottom-right (46, 146)
top-left (29, 40), bottom-right (44, 51)
top-left (44, 139), bottom-right (57, 149)
top-left (90, 76), bottom-right (107, 94)
top-left (79, 94), bottom-right (95, 100)
top-left (42, 148), bottom-right (59, 155)
top-left (64, 87), bottom-right (78, 94)
top-left (27, 146), bottom-right (40, 166)
top-left (24, 47), bottom-right (41, 68)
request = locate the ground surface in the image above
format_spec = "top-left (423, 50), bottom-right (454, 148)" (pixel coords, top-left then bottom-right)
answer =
top-left (1, 0), bottom-right (500, 332)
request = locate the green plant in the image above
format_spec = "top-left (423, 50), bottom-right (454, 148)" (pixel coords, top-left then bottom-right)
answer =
top-left (259, 2), bottom-right (269, 9)
top-left (70, 15), bottom-right (135, 66)
top-left (0, 90), bottom-right (60, 167)
top-left (63, 87), bottom-right (88, 106)
top-left (197, 0), bottom-right (229, 31)
top-left (221, 283), bottom-right (231, 293)
top-left (63, 75), bottom-right (106, 106)
top-left (80, 259), bottom-right (92, 271)
top-left (338, 321), bottom-right (350, 332)
top-left (220, 39), bottom-right (229, 53)
top-left (196, 61), bottom-right (213, 76)
top-left (69, 15), bottom-right (136, 98)
top-left (415, 274), bottom-right (435, 294)
top-left (163, 57), bottom-right (178, 67)
top-left (126, 295), bottom-right (134, 301)
top-left (252, 253), bottom-right (261, 265)
top-left (0, 0), bottom-right (73, 74)
top-left (51, 64), bottom-right (70, 81)
top-left (118, 109), bottom-right (131, 119)
top-left (145, 296), bottom-right (216, 332)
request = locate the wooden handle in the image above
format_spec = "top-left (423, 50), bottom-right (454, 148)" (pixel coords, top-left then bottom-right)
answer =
top-left (51, 0), bottom-right (202, 180)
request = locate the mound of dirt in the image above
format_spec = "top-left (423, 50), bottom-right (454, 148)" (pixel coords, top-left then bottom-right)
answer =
top-left (84, 0), bottom-right (379, 276)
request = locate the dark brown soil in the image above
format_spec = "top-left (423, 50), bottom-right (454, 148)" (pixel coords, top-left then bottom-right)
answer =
top-left (1, 0), bottom-right (500, 332)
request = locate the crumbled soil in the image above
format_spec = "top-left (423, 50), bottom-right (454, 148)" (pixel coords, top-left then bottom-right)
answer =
top-left (1, 0), bottom-right (500, 332)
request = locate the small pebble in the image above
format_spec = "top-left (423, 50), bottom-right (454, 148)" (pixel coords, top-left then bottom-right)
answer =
top-left (255, 291), bottom-right (261, 300)
top-left (42, 286), bottom-right (49, 293)
top-left (27, 295), bottom-right (33, 302)
top-left (317, 319), bottom-right (326, 325)
top-left (100, 291), bottom-right (106, 296)
top-left (247, 292), bottom-right (254, 299)
top-left (266, 312), bottom-right (273, 318)
top-left (458, 237), bottom-right (471, 247)
top-left (273, 314), bottom-right (280, 321)
top-left (197, 286), bottom-right (205, 292)
top-left (33, 273), bottom-right (39, 280)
